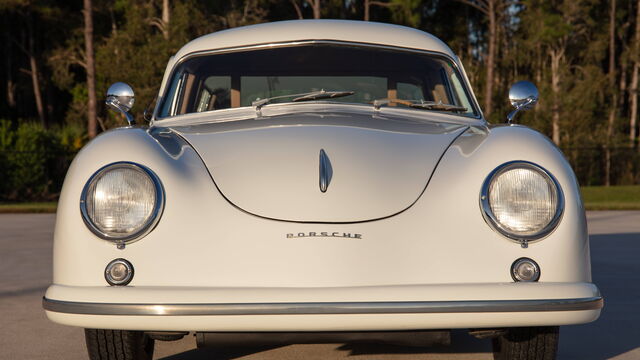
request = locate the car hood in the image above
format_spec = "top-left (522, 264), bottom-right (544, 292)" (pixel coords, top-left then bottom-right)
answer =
top-left (170, 112), bottom-right (468, 222)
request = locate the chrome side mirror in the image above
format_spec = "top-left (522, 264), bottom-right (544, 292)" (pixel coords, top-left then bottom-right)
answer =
top-left (106, 82), bottom-right (136, 126)
top-left (507, 81), bottom-right (538, 123)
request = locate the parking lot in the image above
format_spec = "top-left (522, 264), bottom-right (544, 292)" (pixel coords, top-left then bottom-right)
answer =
top-left (0, 212), bottom-right (638, 360)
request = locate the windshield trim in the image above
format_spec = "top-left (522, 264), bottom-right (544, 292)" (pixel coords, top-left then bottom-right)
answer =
top-left (152, 40), bottom-right (483, 123)
top-left (154, 102), bottom-right (484, 129)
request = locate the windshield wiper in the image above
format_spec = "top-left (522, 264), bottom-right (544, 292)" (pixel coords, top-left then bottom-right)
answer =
top-left (372, 98), bottom-right (467, 113)
top-left (292, 89), bottom-right (355, 102)
top-left (252, 89), bottom-right (355, 110)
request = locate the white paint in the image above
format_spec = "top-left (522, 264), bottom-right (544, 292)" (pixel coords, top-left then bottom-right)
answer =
top-left (46, 21), bottom-right (601, 333)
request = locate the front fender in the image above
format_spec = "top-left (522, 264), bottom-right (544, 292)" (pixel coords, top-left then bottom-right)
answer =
top-left (52, 126), bottom-right (218, 285)
top-left (419, 124), bottom-right (590, 282)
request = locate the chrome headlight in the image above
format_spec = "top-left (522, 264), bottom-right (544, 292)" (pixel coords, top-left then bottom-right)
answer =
top-left (480, 161), bottom-right (563, 246)
top-left (80, 162), bottom-right (164, 243)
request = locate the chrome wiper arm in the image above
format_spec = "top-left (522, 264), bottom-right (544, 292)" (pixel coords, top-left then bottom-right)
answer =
top-left (372, 98), bottom-right (415, 109)
top-left (372, 98), bottom-right (467, 113)
top-left (292, 89), bottom-right (355, 102)
top-left (252, 95), bottom-right (288, 110)
top-left (410, 100), bottom-right (467, 112)
top-left (252, 89), bottom-right (355, 111)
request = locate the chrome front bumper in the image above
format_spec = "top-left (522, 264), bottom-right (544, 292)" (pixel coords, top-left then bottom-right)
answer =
top-left (43, 296), bottom-right (603, 316)
top-left (42, 283), bottom-right (603, 331)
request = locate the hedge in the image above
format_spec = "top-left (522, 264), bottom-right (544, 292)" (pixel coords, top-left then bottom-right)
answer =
top-left (0, 120), bottom-right (83, 201)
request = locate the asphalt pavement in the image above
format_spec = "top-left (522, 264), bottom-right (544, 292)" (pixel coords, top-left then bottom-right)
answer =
top-left (0, 211), bottom-right (638, 360)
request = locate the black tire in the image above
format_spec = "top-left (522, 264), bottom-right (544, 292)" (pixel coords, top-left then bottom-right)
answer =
top-left (492, 326), bottom-right (559, 360)
top-left (85, 329), bottom-right (154, 360)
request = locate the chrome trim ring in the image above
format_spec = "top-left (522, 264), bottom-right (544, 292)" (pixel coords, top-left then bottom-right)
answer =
top-left (480, 161), bottom-right (564, 244)
top-left (511, 257), bottom-right (541, 282)
top-left (80, 162), bottom-right (165, 244)
top-left (104, 258), bottom-right (134, 286)
top-left (43, 296), bottom-right (603, 316)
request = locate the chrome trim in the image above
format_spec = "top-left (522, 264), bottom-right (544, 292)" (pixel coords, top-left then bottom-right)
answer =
top-left (104, 258), bottom-right (134, 286)
top-left (511, 257), bottom-right (540, 282)
top-left (507, 97), bottom-right (536, 124)
top-left (106, 82), bottom-right (136, 126)
top-left (154, 40), bottom-right (482, 121)
top-left (507, 81), bottom-right (539, 123)
top-left (80, 162), bottom-right (165, 244)
top-left (319, 149), bottom-right (331, 193)
top-left (43, 296), bottom-right (603, 316)
top-left (479, 161), bottom-right (565, 247)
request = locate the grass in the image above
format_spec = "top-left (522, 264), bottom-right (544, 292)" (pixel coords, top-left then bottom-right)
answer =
top-left (0, 202), bottom-right (57, 213)
top-left (0, 185), bottom-right (639, 213)
top-left (581, 185), bottom-right (640, 210)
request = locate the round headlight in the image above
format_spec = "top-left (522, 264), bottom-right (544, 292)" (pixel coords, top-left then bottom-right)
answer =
top-left (480, 161), bottom-right (563, 244)
top-left (81, 162), bottom-right (164, 242)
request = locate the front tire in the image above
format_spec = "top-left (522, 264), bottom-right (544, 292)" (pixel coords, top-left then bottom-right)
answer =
top-left (492, 326), bottom-right (559, 360)
top-left (85, 329), bottom-right (154, 360)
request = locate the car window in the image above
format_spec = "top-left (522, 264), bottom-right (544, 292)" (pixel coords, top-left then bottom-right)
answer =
top-left (158, 44), bottom-right (478, 118)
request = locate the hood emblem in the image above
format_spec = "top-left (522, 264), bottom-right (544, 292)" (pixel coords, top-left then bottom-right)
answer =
top-left (319, 149), bottom-right (333, 193)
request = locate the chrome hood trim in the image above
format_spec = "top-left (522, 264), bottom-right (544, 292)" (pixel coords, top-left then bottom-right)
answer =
top-left (318, 149), bottom-right (331, 193)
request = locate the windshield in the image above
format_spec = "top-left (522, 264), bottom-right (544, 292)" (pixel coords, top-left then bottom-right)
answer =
top-left (157, 44), bottom-right (478, 118)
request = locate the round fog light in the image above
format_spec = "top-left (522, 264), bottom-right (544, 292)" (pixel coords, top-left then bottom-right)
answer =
top-left (105, 258), bottom-right (134, 286)
top-left (511, 258), bottom-right (540, 282)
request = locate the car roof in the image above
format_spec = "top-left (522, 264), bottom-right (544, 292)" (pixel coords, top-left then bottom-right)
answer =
top-left (172, 20), bottom-right (456, 61)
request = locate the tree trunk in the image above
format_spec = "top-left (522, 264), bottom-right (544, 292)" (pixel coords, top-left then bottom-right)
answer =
top-left (290, 0), bottom-right (303, 19)
top-left (630, 0), bottom-right (640, 149)
top-left (550, 48), bottom-right (563, 146)
top-left (84, 0), bottom-right (98, 139)
top-left (619, 58), bottom-right (628, 112)
top-left (26, 15), bottom-right (46, 127)
top-left (605, 0), bottom-right (617, 186)
top-left (631, 60), bottom-right (639, 149)
top-left (5, 30), bottom-right (16, 109)
top-left (28, 55), bottom-right (46, 127)
top-left (466, 6), bottom-right (472, 60)
top-left (484, 0), bottom-right (496, 118)
top-left (364, 0), bottom-right (370, 21)
top-left (535, 43), bottom-right (542, 86)
top-left (161, 0), bottom-right (170, 40)
top-left (306, 0), bottom-right (320, 19)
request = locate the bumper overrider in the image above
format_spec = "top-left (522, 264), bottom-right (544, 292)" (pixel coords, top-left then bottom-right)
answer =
top-left (42, 283), bottom-right (602, 331)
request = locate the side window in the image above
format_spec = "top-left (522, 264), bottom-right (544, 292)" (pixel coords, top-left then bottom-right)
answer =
top-left (196, 88), bottom-right (212, 112)
top-left (439, 68), bottom-right (455, 105)
top-left (447, 69), bottom-right (473, 111)
top-left (397, 82), bottom-right (424, 101)
top-left (159, 70), bottom-right (183, 117)
top-left (195, 76), bottom-right (231, 112)
top-left (428, 68), bottom-right (451, 104)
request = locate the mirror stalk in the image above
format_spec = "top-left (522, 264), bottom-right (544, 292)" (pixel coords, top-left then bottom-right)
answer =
top-left (106, 97), bottom-right (136, 126)
top-left (507, 97), bottom-right (536, 124)
top-left (105, 82), bottom-right (136, 126)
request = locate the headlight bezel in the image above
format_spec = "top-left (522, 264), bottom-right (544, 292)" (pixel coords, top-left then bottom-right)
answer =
top-left (480, 161), bottom-right (564, 245)
top-left (80, 161), bottom-right (165, 244)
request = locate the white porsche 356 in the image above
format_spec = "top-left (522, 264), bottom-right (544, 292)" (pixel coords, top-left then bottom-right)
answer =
top-left (43, 20), bottom-right (602, 360)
